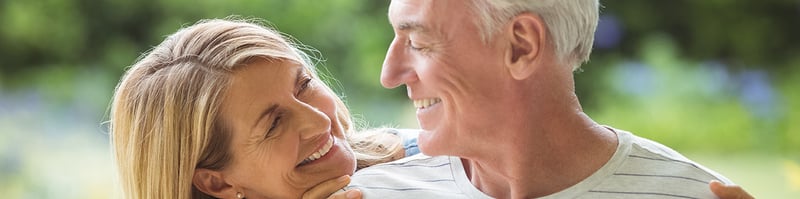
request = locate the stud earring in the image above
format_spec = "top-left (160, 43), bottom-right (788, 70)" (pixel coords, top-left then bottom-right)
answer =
top-left (236, 192), bottom-right (244, 199)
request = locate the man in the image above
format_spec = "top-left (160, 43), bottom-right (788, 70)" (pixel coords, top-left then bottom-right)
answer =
top-left (346, 0), bottom-right (753, 198)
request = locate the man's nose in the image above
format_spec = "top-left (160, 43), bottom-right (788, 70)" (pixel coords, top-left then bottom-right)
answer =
top-left (381, 37), bottom-right (418, 88)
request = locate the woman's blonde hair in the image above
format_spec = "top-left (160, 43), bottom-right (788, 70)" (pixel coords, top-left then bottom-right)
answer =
top-left (110, 18), bottom-right (401, 199)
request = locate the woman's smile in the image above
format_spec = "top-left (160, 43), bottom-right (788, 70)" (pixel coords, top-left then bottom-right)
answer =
top-left (297, 134), bottom-right (334, 167)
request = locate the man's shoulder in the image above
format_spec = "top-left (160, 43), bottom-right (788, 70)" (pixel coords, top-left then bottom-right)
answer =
top-left (352, 154), bottom-right (451, 179)
top-left (612, 128), bottom-right (731, 181)
top-left (627, 134), bottom-right (731, 180)
top-left (579, 127), bottom-right (733, 198)
top-left (348, 155), bottom-right (471, 198)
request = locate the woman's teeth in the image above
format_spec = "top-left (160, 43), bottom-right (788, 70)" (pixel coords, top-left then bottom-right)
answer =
top-left (299, 138), bottom-right (334, 166)
top-left (413, 98), bottom-right (441, 109)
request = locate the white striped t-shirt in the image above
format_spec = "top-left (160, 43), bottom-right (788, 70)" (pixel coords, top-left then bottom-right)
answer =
top-left (348, 127), bottom-right (732, 198)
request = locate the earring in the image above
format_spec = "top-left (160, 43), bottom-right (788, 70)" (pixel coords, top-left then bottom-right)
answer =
top-left (236, 192), bottom-right (244, 199)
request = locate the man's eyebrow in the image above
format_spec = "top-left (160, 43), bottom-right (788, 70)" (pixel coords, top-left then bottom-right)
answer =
top-left (397, 21), bottom-right (427, 33)
top-left (253, 104), bottom-right (279, 130)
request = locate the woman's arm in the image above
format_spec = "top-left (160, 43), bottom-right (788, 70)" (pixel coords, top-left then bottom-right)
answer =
top-left (710, 180), bottom-right (754, 199)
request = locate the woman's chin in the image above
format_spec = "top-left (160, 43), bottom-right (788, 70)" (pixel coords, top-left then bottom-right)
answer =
top-left (334, 137), bottom-right (357, 174)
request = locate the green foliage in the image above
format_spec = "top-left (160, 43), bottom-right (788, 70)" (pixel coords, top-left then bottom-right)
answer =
top-left (0, 0), bottom-right (795, 151)
top-left (777, 58), bottom-right (800, 153)
top-left (603, 1), bottom-right (800, 68)
top-left (588, 35), bottom-right (753, 152)
top-left (0, 0), bottom-right (796, 152)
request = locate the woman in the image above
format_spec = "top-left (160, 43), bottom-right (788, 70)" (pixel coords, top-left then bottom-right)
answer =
top-left (110, 18), bottom-right (752, 199)
top-left (110, 18), bottom-right (401, 199)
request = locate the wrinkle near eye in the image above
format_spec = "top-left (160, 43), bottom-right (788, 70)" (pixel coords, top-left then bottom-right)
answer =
top-left (243, 134), bottom-right (271, 157)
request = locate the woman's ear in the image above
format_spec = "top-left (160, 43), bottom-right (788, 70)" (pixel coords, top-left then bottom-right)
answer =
top-left (193, 168), bottom-right (236, 198)
top-left (503, 13), bottom-right (547, 80)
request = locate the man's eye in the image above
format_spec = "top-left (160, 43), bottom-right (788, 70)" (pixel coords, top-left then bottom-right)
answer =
top-left (408, 39), bottom-right (424, 51)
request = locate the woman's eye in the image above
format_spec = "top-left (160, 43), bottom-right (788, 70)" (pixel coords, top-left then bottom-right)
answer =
top-left (296, 77), bottom-right (312, 96)
top-left (266, 116), bottom-right (281, 138)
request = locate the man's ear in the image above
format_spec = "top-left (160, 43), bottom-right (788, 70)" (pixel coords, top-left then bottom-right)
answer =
top-left (193, 168), bottom-right (236, 198)
top-left (503, 13), bottom-right (547, 80)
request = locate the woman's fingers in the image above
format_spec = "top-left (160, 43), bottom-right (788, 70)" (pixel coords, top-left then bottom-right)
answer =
top-left (302, 175), bottom-right (358, 199)
top-left (710, 180), bottom-right (754, 199)
top-left (326, 189), bottom-right (362, 199)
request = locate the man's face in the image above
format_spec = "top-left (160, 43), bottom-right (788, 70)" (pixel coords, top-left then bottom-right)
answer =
top-left (382, 0), bottom-right (511, 156)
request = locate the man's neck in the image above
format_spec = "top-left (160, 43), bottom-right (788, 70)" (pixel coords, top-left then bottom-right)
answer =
top-left (460, 70), bottom-right (619, 198)
top-left (462, 115), bottom-right (617, 198)
top-left (461, 112), bottom-right (618, 198)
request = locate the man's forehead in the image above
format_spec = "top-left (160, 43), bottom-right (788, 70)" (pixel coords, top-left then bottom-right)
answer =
top-left (387, 0), bottom-right (445, 32)
top-left (388, 0), bottom-right (420, 24)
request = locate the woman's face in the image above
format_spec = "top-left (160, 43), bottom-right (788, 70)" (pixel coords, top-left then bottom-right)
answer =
top-left (218, 60), bottom-right (356, 198)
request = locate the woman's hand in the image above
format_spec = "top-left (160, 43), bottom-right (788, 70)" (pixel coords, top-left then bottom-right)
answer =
top-left (302, 175), bottom-right (362, 199)
top-left (710, 180), bottom-right (754, 199)
top-left (322, 189), bottom-right (362, 199)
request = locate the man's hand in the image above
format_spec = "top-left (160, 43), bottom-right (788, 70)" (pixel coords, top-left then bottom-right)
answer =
top-left (710, 180), bottom-right (754, 199)
top-left (302, 175), bottom-right (362, 199)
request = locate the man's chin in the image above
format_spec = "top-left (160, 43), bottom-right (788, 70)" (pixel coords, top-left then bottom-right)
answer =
top-left (416, 119), bottom-right (434, 131)
top-left (416, 130), bottom-right (446, 156)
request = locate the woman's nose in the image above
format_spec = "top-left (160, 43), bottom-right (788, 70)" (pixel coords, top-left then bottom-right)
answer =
top-left (292, 103), bottom-right (331, 140)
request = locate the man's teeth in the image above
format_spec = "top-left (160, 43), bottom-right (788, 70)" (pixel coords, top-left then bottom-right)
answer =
top-left (413, 98), bottom-right (441, 109)
top-left (300, 138), bottom-right (333, 165)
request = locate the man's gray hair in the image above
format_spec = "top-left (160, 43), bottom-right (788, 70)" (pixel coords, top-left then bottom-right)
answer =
top-left (470, 0), bottom-right (599, 70)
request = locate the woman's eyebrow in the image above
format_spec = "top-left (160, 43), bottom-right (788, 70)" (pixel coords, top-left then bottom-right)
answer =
top-left (294, 66), bottom-right (305, 85)
top-left (251, 66), bottom-right (304, 132)
top-left (252, 66), bottom-right (302, 131)
top-left (294, 65), bottom-right (313, 94)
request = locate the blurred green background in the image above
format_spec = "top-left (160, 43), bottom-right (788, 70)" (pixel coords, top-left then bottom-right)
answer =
top-left (0, 0), bottom-right (798, 198)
